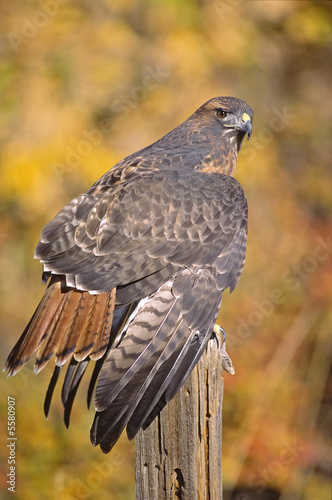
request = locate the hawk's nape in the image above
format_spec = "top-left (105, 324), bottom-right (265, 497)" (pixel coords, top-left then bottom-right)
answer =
top-left (4, 96), bottom-right (253, 453)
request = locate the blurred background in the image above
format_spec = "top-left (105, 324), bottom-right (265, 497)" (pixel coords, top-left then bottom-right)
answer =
top-left (0, 1), bottom-right (331, 499)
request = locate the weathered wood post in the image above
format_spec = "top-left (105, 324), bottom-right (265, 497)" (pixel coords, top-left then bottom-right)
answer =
top-left (135, 327), bottom-right (234, 500)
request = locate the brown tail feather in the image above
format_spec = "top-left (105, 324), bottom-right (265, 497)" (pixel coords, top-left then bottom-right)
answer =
top-left (74, 294), bottom-right (101, 362)
top-left (89, 290), bottom-right (116, 361)
top-left (4, 276), bottom-right (63, 376)
top-left (4, 276), bottom-right (116, 377)
top-left (54, 292), bottom-right (91, 366)
top-left (35, 292), bottom-right (74, 372)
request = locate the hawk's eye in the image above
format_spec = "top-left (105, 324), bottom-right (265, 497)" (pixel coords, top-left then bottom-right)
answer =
top-left (216, 109), bottom-right (227, 119)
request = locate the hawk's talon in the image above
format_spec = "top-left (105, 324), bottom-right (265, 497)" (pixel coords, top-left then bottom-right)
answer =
top-left (212, 324), bottom-right (235, 375)
top-left (213, 324), bottom-right (226, 343)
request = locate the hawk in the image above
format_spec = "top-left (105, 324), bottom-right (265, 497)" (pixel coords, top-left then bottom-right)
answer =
top-left (4, 96), bottom-right (253, 453)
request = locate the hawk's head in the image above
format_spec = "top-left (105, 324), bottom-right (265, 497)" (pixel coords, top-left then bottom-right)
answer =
top-left (196, 96), bottom-right (253, 152)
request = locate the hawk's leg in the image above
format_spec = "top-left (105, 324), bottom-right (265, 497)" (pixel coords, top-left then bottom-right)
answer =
top-left (212, 324), bottom-right (235, 375)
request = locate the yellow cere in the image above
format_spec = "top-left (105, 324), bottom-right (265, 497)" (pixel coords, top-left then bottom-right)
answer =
top-left (241, 112), bottom-right (251, 123)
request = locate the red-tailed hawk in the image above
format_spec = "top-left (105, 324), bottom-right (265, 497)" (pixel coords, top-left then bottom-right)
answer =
top-left (5, 97), bottom-right (253, 453)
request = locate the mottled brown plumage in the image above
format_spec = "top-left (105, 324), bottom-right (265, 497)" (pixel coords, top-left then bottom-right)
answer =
top-left (4, 96), bottom-right (253, 453)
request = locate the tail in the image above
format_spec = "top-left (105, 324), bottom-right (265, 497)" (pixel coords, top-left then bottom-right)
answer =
top-left (4, 275), bottom-right (121, 424)
top-left (4, 276), bottom-right (116, 376)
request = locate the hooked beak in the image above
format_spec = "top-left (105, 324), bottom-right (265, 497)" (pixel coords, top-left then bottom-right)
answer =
top-left (239, 112), bottom-right (252, 140)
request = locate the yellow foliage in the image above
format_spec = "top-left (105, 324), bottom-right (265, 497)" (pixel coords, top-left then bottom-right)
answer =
top-left (285, 5), bottom-right (332, 45)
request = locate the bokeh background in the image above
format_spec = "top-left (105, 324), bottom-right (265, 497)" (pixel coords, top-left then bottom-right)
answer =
top-left (0, 1), bottom-right (331, 499)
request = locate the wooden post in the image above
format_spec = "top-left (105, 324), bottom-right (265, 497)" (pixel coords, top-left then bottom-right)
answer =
top-left (135, 329), bottom-right (233, 500)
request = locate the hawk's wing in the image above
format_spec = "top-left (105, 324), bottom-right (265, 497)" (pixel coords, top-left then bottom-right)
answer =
top-left (36, 166), bottom-right (247, 297)
top-left (5, 164), bottom-right (247, 453)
